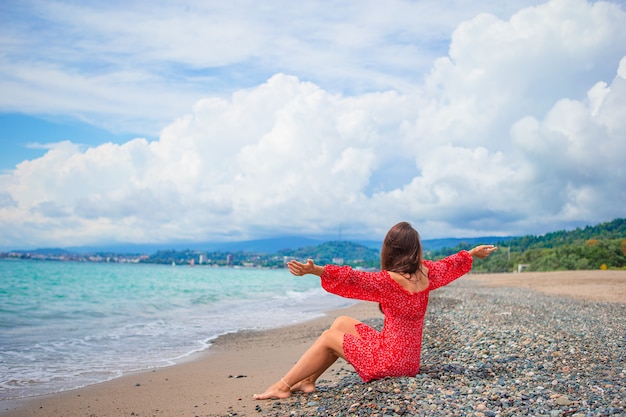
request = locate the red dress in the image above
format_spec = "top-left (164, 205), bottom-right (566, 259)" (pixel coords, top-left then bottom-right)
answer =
top-left (320, 251), bottom-right (473, 382)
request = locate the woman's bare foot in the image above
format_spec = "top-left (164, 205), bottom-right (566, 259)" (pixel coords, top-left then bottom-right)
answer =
top-left (290, 380), bottom-right (316, 393)
top-left (253, 381), bottom-right (292, 400)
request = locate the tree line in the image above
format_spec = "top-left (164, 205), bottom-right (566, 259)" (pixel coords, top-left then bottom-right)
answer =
top-left (427, 218), bottom-right (626, 272)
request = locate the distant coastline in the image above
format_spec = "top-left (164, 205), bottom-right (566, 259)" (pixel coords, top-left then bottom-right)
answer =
top-left (2, 217), bottom-right (624, 272)
top-left (0, 235), bottom-right (509, 267)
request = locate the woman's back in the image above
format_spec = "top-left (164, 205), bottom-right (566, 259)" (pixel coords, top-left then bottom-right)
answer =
top-left (321, 252), bottom-right (474, 381)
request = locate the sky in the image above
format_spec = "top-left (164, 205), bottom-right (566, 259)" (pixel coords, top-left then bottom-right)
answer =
top-left (1, 0), bottom-right (625, 250)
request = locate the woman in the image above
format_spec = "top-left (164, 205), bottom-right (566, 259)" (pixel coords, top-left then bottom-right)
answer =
top-left (254, 221), bottom-right (497, 400)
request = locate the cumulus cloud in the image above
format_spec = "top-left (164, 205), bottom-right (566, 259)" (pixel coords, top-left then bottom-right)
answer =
top-left (0, 0), bottom-right (625, 248)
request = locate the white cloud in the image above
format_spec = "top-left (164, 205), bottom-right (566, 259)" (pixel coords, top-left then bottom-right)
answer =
top-left (510, 61), bottom-right (626, 223)
top-left (0, 0), bottom-right (546, 134)
top-left (0, 0), bottom-right (625, 248)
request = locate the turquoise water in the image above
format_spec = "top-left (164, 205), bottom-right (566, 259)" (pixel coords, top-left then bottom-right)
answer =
top-left (0, 260), bottom-right (353, 400)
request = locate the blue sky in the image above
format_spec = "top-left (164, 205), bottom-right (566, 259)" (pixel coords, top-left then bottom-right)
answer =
top-left (1, 0), bottom-right (625, 249)
top-left (0, 113), bottom-right (144, 169)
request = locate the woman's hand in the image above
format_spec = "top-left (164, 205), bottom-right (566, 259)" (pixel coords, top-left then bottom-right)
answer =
top-left (287, 259), bottom-right (324, 276)
top-left (468, 245), bottom-right (498, 259)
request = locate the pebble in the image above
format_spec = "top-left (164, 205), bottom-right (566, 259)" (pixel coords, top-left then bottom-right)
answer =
top-left (241, 280), bottom-right (626, 417)
top-left (555, 395), bottom-right (571, 406)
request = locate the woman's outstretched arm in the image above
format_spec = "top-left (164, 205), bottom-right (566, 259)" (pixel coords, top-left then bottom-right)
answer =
top-left (427, 245), bottom-right (497, 290)
top-left (288, 259), bottom-right (325, 277)
top-left (468, 245), bottom-right (498, 259)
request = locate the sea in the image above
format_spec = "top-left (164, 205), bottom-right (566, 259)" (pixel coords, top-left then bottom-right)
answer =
top-left (0, 259), bottom-right (355, 402)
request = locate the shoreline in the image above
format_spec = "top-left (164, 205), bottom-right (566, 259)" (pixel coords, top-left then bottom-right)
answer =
top-left (1, 302), bottom-right (382, 417)
top-left (2, 270), bottom-right (625, 416)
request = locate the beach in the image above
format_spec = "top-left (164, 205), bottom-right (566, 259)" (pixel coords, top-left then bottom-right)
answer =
top-left (2, 269), bottom-right (625, 417)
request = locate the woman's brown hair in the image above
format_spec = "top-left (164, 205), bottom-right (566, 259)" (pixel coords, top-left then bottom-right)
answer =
top-left (380, 222), bottom-right (423, 274)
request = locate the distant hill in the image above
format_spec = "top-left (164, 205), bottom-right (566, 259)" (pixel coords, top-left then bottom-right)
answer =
top-left (429, 218), bottom-right (626, 272)
top-left (12, 248), bottom-right (71, 255)
top-left (61, 236), bottom-right (326, 255)
top-left (421, 236), bottom-right (514, 252)
top-left (206, 236), bottom-right (325, 253)
top-left (279, 240), bottom-right (380, 267)
top-left (52, 235), bottom-right (514, 255)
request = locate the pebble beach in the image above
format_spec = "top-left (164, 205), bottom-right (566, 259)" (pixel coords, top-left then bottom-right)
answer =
top-left (251, 278), bottom-right (626, 417)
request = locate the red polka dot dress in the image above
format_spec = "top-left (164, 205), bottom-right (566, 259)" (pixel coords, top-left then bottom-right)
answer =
top-left (320, 250), bottom-right (473, 382)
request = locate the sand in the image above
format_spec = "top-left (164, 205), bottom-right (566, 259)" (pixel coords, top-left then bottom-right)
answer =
top-left (466, 269), bottom-right (626, 303)
top-left (2, 269), bottom-right (624, 417)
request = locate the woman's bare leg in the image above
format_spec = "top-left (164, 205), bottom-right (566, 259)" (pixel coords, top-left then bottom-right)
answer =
top-left (254, 316), bottom-right (362, 400)
top-left (290, 350), bottom-right (338, 393)
top-left (253, 329), bottom-right (344, 399)
top-left (291, 316), bottom-right (362, 393)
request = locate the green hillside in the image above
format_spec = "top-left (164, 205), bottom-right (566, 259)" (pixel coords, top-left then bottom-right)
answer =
top-left (428, 218), bottom-right (626, 272)
top-left (279, 240), bottom-right (380, 269)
